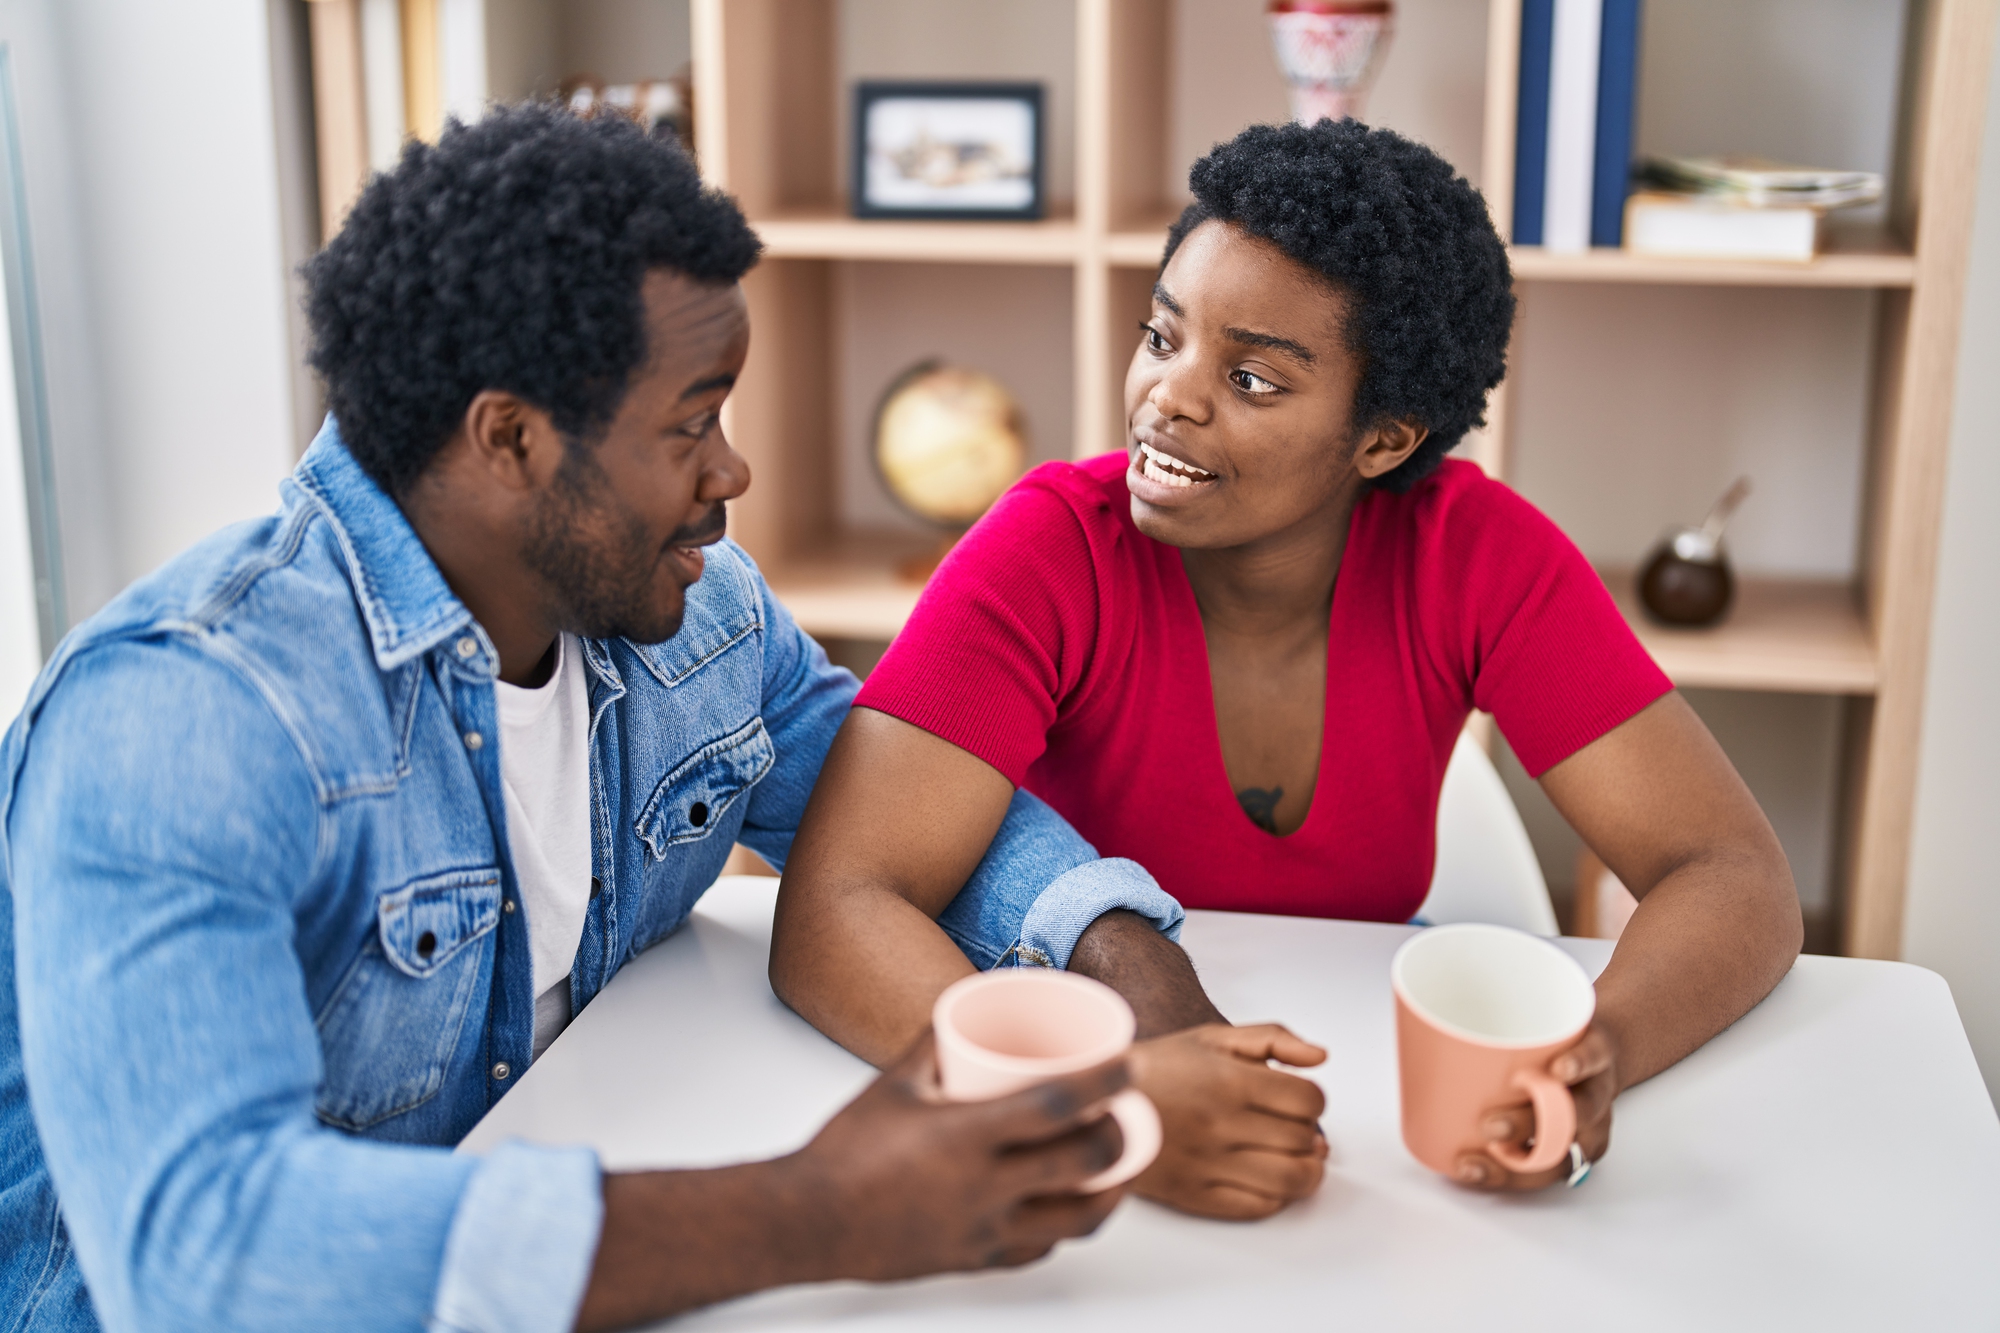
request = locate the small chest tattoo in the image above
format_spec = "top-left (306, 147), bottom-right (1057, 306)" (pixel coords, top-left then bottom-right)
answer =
top-left (1237, 786), bottom-right (1284, 835)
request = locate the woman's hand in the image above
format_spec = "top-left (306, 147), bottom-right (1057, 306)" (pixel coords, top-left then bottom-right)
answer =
top-left (1127, 1023), bottom-right (1330, 1218)
top-left (1453, 1023), bottom-right (1622, 1191)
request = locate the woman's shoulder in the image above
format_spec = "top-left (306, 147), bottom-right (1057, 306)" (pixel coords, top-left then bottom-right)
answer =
top-left (963, 452), bottom-right (1137, 560)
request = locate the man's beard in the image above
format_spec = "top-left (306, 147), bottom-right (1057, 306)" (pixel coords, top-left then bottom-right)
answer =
top-left (521, 445), bottom-right (719, 644)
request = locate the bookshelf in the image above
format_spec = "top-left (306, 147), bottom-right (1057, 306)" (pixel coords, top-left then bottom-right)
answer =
top-left (307, 0), bottom-right (1996, 960)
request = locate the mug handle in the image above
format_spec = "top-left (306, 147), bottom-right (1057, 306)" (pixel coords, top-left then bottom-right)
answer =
top-left (1487, 1067), bottom-right (1576, 1175)
top-left (1080, 1088), bottom-right (1163, 1193)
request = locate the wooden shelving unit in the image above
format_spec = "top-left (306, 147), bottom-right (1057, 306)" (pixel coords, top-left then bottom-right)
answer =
top-left (688, 0), bottom-right (1995, 960)
top-left (307, 0), bottom-right (1995, 958)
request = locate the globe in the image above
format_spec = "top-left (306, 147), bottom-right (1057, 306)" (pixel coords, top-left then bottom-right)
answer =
top-left (873, 362), bottom-right (1028, 528)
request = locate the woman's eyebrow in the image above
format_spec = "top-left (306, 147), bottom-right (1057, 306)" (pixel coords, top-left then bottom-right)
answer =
top-left (1151, 282), bottom-right (1184, 317)
top-left (1222, 326), bottom-right (1316, 366)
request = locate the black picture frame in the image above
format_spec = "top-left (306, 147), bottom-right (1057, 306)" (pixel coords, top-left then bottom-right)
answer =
top-left (852, 81), bottom-right (1045, 221)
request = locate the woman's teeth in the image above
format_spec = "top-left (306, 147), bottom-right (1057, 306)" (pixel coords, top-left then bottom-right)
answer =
top-left (1137, 442), bottom-right (1216, 489)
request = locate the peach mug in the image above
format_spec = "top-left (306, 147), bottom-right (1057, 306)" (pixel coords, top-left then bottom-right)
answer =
top-left (932, 970), bottom-right (1163, 1192)
top-left (1391, 923), bottom-right (1596, 1177)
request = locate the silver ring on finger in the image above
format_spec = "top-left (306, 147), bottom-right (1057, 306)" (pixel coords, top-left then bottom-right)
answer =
top-left (1566, 1142), bottom-right (1592, 1188)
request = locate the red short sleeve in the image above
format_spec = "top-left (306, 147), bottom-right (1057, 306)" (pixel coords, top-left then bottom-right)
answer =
top-left (856, 466), bottom-right (1107, 786)
top-left (1423, 469), bottom-right (1673, 777)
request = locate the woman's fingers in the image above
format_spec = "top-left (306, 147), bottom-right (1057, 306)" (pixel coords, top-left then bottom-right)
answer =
top-left (1452, 1150), bottom-right (1569, 1192)
top-left (1212, 1022), bottom-right (1329, 1069)
top-left (1551, 1028), bottom-right (1616, 1085)
top-left (1211, 1104), bottom-right (1329, 1156)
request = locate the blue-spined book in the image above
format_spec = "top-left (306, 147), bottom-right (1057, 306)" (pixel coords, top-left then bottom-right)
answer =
top-left (1513, 0), bottom-right (1556, 245)
top-left (1591, 0), bottom-right (1644, 246)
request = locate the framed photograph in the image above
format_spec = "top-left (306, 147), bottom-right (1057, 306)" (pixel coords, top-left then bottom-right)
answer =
top-left (853, 82), bottom-right (1044, 221)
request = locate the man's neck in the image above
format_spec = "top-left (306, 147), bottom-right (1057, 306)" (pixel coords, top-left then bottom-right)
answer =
top-left (397, 481), bottom-right (558, 687)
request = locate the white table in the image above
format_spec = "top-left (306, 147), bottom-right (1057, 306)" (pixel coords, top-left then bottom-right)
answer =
top-left (462, 877), bottom-right (2000, 1330)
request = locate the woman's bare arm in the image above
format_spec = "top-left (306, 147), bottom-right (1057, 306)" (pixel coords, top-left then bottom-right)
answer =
top-left (771, 708), bottom-right (1012, 1064)
top-left (1462, 691), bottom-right (1803, 1188)
top-left (772, 707), bottom-right (1330, 1219)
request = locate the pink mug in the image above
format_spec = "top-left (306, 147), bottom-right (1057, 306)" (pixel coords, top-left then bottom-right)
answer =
top-left (932, 970), bottom-right (1163, 1192)
top-left (1391, 923), bottom-right (1596, 1177)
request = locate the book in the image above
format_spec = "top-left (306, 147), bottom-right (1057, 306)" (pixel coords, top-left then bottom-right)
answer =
top-left (1542, 0), bottom-right (1603, 254)
top-left (1590, 0), bottom-right (1642, 246)
top-left (1512, 0), bottom-right (1555, 245)
top-left (1639, 155), bottom-right (1883, 210)
top-left (1624, 190), bottom-right (1821, 262)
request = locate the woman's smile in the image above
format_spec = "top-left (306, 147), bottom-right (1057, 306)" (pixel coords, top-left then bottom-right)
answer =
top-left (1128, 436), bottom-right (1221, 508)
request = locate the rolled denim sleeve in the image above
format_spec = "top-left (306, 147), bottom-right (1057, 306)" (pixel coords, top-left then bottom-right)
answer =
top-left (430, 1142), bottom-right (603, 1333)
top-left (937, 789), bottom-right (1184, 970)
top-left (5, 642), bottom-right (597, 1333)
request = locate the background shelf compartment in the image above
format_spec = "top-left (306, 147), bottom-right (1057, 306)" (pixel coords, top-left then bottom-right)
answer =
top-left (1601, 569), bottom-right (1877, 695)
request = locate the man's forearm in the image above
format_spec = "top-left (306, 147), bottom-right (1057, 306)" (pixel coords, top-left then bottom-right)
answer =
top-left (576, 1157), bottom-right (832, 1331)
top-left (1068, 909), bottom-right (1226, 1038)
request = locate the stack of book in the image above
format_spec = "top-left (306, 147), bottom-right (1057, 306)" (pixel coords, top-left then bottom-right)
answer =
top-left (1512, 0), bottom-right (1643, 253)
top-left (1623, 156), bottom-right (1885, 262)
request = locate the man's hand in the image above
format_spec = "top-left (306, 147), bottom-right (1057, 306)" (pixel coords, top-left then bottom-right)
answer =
top-left (791, 1031), bottom-right (1133, 1279)
top-left (1128, 1023), bottom-right (1329, 1219)
top-left (1453, 1023), bottom-right (1619, 1192)
top-left (577, 1033), bottom-right (1132, 1329)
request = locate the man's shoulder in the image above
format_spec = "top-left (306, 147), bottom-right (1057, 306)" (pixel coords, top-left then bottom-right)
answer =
top-left (20, 495), bottom-right (398, 801)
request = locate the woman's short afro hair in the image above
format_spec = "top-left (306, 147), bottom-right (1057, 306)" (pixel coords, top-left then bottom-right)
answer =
top-left (1163, 119), bottom-right (1513, 492)
top-left (304, 102), bottom-right (761, 495)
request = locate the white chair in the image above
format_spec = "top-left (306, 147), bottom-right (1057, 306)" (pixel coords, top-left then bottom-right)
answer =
top-left (1416, 730), bottom-right (1559, 935)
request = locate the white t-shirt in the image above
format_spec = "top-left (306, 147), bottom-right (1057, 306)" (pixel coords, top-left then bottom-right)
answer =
top-left (493, 633), bottom-right (594, 1062)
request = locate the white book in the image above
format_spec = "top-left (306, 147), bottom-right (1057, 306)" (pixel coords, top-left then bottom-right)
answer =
top-left (1542, 0), bottom-right (1602, 254)
top-left (1625, 192), bottom-right (1822, 262)
top-left (439, 0), bottom-right (489, 127)
top-left (360, 0), bottom-right (406, 172)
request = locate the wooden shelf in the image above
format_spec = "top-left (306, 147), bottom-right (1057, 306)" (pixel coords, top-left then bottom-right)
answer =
top-left (1105, 224), bottom-right (1916, 287)
top-left (1509, 232), bottom-right (1917, 287)
top-left (751, 210), bottom-right (1083, 265)
top-left (1599, 567), bottom-right (1876, 695)
top-left (763, 532), bottom-right (941, 641)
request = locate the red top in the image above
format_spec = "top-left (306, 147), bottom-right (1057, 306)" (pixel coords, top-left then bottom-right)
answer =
top-left (856, 454), bottom-right (1672, 921)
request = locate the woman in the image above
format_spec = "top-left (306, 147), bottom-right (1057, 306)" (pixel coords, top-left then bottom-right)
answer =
top-left (771, 120), bottom-right (1801, 1218)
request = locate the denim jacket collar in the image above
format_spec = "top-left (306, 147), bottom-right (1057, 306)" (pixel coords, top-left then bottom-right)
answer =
top-left (289, 418), bottom-right (478, 672)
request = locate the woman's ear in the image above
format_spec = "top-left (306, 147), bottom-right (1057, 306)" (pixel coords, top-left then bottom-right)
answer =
top-left (1353, 420), bottom-right (1429, 479)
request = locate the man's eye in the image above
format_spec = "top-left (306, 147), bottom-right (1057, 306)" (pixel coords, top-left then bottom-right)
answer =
top-left (1232, 369), bottom-right (1278, 395)
top-left (678, 413), bottom-right (716, 439)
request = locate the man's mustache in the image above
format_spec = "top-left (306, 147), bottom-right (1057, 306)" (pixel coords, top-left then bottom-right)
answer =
top-left (666, 504), bottom-right (727, 547)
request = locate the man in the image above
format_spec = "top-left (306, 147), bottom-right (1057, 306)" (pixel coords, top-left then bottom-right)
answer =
top-left (0, 106), bottom-right (1190, 1332)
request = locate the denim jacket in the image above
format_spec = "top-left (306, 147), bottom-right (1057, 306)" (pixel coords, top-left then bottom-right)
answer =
top-left (0, 422), bottom-right (1181, 1333)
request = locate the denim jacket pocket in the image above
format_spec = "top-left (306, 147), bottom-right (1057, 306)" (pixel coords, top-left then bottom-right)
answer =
top-left (635, 718), bottom-right (775, 859)
top-left (314, 867), bottom-right (500, 1131)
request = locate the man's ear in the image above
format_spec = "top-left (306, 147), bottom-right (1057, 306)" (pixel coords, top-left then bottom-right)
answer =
top-left (1353, 419), bottom-right (1429, 480)
top-left (460, 390), bottom-right (563, 492)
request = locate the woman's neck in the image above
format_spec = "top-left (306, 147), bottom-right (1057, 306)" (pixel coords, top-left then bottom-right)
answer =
top-left (1178, 478), bottom-right (1367, 639)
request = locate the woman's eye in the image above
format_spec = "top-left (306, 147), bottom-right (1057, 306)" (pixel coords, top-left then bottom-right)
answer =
top-left (1232, 369), bottom-right (1279, 395)
top-left (1141, 323), bottom-right (1169, 353)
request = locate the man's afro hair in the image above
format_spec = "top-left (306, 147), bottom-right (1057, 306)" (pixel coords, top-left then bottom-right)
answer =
top-left (1163, 119), bottom-right (1513, 492)
top-left (304, 102), bottom-right (762, 495)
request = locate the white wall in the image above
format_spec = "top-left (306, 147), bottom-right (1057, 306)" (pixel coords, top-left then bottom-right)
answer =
top-left (39, 0), bottom-right (302, 619)
top-left (1903, 31), bottom-right (2000, 1107)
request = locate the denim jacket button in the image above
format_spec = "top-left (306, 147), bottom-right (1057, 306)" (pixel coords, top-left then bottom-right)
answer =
top-left (454, 636), bottom-right (477, 659)
top-left (689, 800), bottom-right (709, 827)
top-left (503, 898), bottom-right (516, 914)
top-left (464, 731), bottom-right (483, 750)
top-left (491, 1062), bottom-right (511, 1081)
top-left (589, 877), bottom-right (601, 899)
